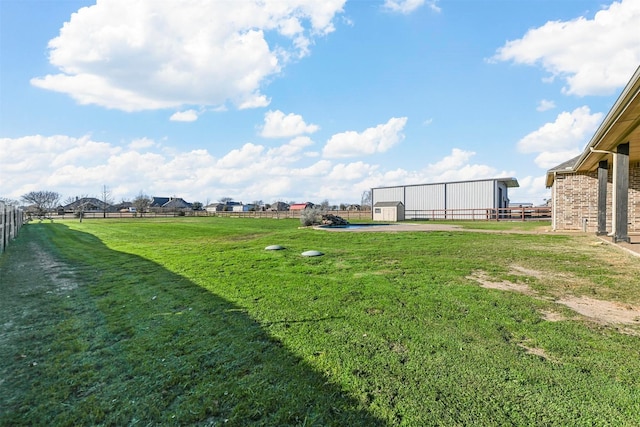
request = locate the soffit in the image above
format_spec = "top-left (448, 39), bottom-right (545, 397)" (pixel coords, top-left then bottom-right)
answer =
top-left (576, 66), bottom-right (640, 172)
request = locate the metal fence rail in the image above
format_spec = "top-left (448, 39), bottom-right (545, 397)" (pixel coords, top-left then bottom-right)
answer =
top-left (1, 202), bottom-right (24, 254)
top-left (405, 207), bottom-right (551, 221)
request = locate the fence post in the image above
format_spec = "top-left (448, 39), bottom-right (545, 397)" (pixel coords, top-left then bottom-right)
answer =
top-left (0, 202), bottom-right (23, 255)
top-left (1, 202), bottom-right (5, 254)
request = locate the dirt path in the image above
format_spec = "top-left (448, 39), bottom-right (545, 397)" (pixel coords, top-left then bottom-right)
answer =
top-left (0, 238), bottom-right (82, 400)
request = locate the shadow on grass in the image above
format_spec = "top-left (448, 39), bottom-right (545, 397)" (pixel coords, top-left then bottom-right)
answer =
top-left (0, 223), bottom-right (383, 426)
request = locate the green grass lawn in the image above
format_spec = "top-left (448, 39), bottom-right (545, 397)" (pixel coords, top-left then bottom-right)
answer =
top-left (1, 217), bottom-right (639, 426)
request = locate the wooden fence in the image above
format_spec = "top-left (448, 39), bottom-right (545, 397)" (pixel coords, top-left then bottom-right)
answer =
top-left (1, 202), bottom-right (24, 254)
top-left (54, 210), bottom-right (375, 221)
top-left (53, 207), bottom-right (550, 222)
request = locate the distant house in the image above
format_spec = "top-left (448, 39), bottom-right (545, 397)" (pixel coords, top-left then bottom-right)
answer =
top-left (163, 198), bottom-right (192, 210)
top-left (222, 201), bottom-right (242, 212)
top-left (204, 201), bottom-right (254, 212)
top-left (150, 197), bottom-right (170, 207)
top-left (290, 202), bottom-right (315, 211)
top-left (346, 204), bottom-right (362, 211)
top-left (204, 203), bottom-right (224, 213)
top-left (230, 203), bottom-right (256, 212)
top-left (112, 201), bottom-right (134, 212)
top-left (269, 201), bottom-right (290, 211)
top-left (150, 196), bottom-right (192, 211)
top-left (63, 197), bottom-right (111, 213)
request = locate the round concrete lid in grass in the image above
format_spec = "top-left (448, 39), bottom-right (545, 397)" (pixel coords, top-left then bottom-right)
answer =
top-left (265, 245), bottom-right (285, 250)
top-left (301, 250), bottom-right (324, 257)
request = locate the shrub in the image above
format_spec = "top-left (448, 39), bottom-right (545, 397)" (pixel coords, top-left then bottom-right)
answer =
top-left (300, 207), bottom-right (323, 226)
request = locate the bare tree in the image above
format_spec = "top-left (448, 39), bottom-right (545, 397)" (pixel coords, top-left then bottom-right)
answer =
top-left (0, 197), bottom-right (20, 206)
top-left (319, 199), bottom-right (330, 212)
top-left (101, 185), bottom-right (113, 218)
top-left (251, 200), bottom-right (263, 211)
top-left (361, 190), bottom-right (372, 211)
top-left (132, 192), bottom-right (152, 217)
top-left (21, 190), bottom-right (60, 220)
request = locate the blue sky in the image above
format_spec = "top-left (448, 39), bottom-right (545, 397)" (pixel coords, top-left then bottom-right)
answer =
top-left (1, 0), bottom-right (639, 206)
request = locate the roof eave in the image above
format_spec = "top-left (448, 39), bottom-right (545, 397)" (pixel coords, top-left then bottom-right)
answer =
top-left (574, 65), bottom-right (640, 172)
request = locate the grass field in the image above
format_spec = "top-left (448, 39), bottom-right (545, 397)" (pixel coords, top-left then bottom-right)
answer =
top-left (1, 217), bottom-right (640, 426)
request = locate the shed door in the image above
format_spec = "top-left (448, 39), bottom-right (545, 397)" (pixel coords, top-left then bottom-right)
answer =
top-left (383, 207), bottom-right (396, 221)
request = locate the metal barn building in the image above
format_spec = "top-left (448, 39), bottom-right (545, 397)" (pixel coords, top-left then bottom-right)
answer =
top-left (371, 178), bottom-right (519, 220)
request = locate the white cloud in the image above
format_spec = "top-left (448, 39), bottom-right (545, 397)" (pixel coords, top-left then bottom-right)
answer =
top-left (322, 117), bottom-right (408, 158)
top-left (170, 110), bottom-right (199, 122)
top-left (517, 106), bottom-right (602, 168)
top-left (267, 136), bottom-right (314, 158)
top-left (536, 99), bottom-right (556, 112)
top-left (493, 0), bottom-right (640, 96)
top-left (1, 134), bottom-right (513, 207)
top-left (509, 175), bottom-right (550, 205)
top-left (30, 0), bottom-right (346, 112)
top-left (328, 161), bottom-right (379, 181)
top-left (421, 148), bottom-right (514, 183)
top-left (129, 137), bottom-right (155, 150)
top-left (216, 143), bottom-right (265, 169)
top-left (532, 150), bottom-right (582, 170)
top-left (383, 0), bottom-right (440, 14)
top-left (260, 110), bottom-right (319, 137)
top-left (426, 148), bottom-right (474, 175)
top-left (291, 160), bottom-right (333, 177)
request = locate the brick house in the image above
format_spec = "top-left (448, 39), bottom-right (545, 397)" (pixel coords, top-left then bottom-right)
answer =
top-left (546, 66), bottom-right (640, 241)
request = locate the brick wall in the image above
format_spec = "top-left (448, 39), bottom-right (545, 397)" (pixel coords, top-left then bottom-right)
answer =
top-left (552, 163), bottom-right (640, 232)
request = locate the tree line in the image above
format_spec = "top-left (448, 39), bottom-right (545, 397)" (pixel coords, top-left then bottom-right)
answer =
top-left (2, 188), bottom-right (374, 220)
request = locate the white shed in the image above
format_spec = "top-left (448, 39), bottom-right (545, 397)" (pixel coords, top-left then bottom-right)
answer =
top-left (373, 201), bottom-right (405, 222)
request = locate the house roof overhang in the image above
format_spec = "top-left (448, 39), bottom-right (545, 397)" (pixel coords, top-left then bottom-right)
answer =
top-left (546, 66), bottom-right (640, 187)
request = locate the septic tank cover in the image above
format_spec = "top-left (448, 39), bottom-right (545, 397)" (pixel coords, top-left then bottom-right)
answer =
top-left (265, 245), bottom-right (285, 250)
top-left (301, 250), bottom-right (324, 257)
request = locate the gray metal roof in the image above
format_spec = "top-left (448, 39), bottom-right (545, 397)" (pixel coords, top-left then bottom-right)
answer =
top-left (374, 201), bottom-right (404, 207)
top-left (372, 177), bottom-right (519, 190)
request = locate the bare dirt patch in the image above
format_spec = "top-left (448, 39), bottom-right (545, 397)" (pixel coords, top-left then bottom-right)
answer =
top-left (467, 270), bottom-right (536, 295)
top-left (556, 296), bottom-right (640, 326)
top-left (30, 242), bottom-right (78, 294)
top-left (539, 310), bottom-right (569, 322)
top-left (467, 266), bottom-right (640, 331)
top-left (517, 342), bottom-right (557, 362)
